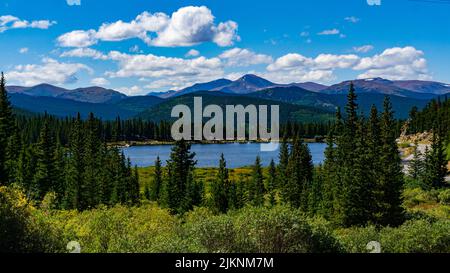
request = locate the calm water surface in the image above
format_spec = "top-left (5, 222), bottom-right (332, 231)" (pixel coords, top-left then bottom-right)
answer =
top-left (122, 143), bottom-right (327, 168)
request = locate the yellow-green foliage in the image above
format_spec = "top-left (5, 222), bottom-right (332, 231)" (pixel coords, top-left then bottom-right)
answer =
top-left (336, 219), bottom-right (450, 253)
top-left (403, 187), bottom-right (450, 220)
top-left (0, 186), bottom-right (64, 253)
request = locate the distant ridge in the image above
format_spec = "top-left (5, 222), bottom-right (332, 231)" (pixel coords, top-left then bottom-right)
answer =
top-left (6, 83), bottom-right (127, 104)
top-left (155, 75), bottom-right (450, 100)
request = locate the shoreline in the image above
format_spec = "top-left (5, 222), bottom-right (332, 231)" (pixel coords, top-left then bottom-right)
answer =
top-left (109, 137), bottom-right (325, 148)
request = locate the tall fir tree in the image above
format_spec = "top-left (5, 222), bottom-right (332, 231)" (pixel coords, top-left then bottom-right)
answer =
top-left (32, 119), bottom-right (57, 200)
top-left (267, 159), bottom-right (277, 206)
top-left (0, 73), bottom-right (15, 185)
top-left (211, 154), bottom-right (230, 213)
top-left (250, 156), bottom-right (265, 207)
top-left (377, 97), bottom-right (404, 226)
top-left (152, 156), bottom-right (163, 201)
top-left (162, 140), bottom-right (197, 214)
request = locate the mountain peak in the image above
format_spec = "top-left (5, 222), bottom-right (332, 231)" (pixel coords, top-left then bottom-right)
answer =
top-left (237, 74), bottom-right (274, 85)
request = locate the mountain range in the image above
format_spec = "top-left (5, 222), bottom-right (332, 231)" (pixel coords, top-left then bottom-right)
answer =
top-left (6, 74), bottom-right (450, 121)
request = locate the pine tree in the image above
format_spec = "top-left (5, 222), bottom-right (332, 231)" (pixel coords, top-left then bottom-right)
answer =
top-left (267, 159), bottom-right (277, 206)
top-left (32, 119), bottom-right (57, 200)
top-left (251, 156), bottom-right (265, 206)
top-left (423, 127), bottom-right (448, 189)
top-left (282, 137), bottom-right (313, 210)
top-left (162, 140), bottom-right (197, 213)
top-left (211, 154), bottom-right (230, 213)
top-left (152, 156), bottom-right (163, 201)
top-left (409, 140), bottom-right (425, 187)
top-left (377, 97), bottom-right (404, 226)
top-left (0, 73), bottom-right (15, 185)
top-left (182, 168), bottom-right (203, 213)
top-left (277, 136), bottom-right (289, 189)
top-left (320, 129), bottom-right (336, 219)
top-left (64, 113), bottom-right (84, 209)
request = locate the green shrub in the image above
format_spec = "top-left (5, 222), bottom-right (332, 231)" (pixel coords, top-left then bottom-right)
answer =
top-left (0, 186), bottom-right (64, 253)
top-left (380, 219), bottom-right (450, 253)
top-left (337, 219), bottom-right (450, 253)
top-left (439, 189), bottom-right (450, 205)
top-left (184, 206), bottom-right (342, 253)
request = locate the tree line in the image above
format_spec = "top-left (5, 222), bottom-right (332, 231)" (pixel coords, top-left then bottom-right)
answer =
top-left (0, 74), bottom-right (139, 210)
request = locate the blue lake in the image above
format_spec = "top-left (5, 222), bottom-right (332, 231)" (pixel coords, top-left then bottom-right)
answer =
top-left (122, 143), bottom-right (327, 168)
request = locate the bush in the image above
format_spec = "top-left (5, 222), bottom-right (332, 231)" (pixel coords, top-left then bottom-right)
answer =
top-left (52, 205), bottom-right (182, 253)
top-left (184, 206), bottom-right (342, 253)
top-left (439, 189), bottom-right (450, 205)
top-left (380, 219), bottom-right (450, 253)
top-left (0, 186), bottom-right (64, 253)
top-left (337, 219), bottom-right (450, 253)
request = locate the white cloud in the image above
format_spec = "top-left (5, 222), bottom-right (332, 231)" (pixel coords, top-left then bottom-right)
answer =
top-left (354, 46), bottom-right (430, 80)
top-left (67, 0), bottom-right (81, 6)
top-left (0, 15), bottom-right (56, 33)
top-left (57, 30), bottom-right (97, 47)
top-left (317, 28), bottom-right (340, 35)
top-left (185, 49), bottom-right (200, 57)
top-left (353, 45), bottom-right (374, 53)
top-left (117, 85), bottom-right (143, 96)
top-left (60, 48), bottom-right (108, 60)
top-left (6, 58), bottom-right (92, 86)
top-left (91, 77), bottom-right (109, 86)
top-left (57, 6), bottom-right (239, 48)
top-left (344, 16), bottom-right (360, 23)
top-left (19, 47), bottom-right (28, 54)
top-left (219, 48), bottom-right (272, 67)
top-left (265, 52), bottom-right (358, 83)
top-left (105, 51), bottom-right (223, 79)
top-left (314, 54), bottom-right (360, 69)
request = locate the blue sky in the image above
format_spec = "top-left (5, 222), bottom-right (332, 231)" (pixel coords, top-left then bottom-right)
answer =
top-left (1, 0), bottom-right (449, 95)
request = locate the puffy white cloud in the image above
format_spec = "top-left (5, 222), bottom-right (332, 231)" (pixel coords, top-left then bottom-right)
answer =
top-left (354, 46), bottom-right (430, 80)
top-left (219, 48), bottom-right (272, 67)
top-left (266, 52), bottom-right (359, 83)
top-left (91, 77), bottom-right (109, 86)
top-left (105, 51), bottom-right (223, 79)
top-left (60, 48), bottom-right (108, 60)
top-left (57, 6), bottom-right (239, 48)
top-left (317, 28), bottom-right (340, 35)
top-left (353, 45), bottom-right (374, 53)
top-left (57, 30), bottom-right (97, 47)
top-left (0, 15), bottom-right (56, 33)
top-left (185, 49), bottom-right (200, 57)
top-left (6, 58), bottom-right (92, 86)
top-left (267, 53), bottom-right (314, 71)
top-left (314, 54), bottom-right (360, 69)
